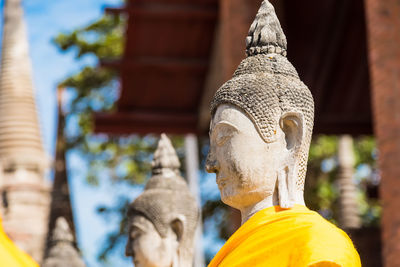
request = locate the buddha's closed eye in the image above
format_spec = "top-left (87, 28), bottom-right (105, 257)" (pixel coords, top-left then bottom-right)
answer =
top-left (216, 133), bottom-right (233, 146)
top-left (212, 122), bottom-right (239, 147)
top-left (130, 225), bottom-right (143, 240)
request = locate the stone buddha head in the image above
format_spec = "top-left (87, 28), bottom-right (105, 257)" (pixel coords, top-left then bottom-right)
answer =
top-left (126, 134), bottom-right (199, 267)
top-left (206, 0), bottom-right (314, 222)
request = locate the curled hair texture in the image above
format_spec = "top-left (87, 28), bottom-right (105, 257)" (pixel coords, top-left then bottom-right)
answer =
top-left (211, 0), bottom-right (315, 190)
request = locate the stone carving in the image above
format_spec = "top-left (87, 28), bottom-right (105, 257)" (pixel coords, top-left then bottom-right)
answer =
top-left (206, 1), bottom-right (360, 266)
top-left (126, 134), bottom-right (199, 267)
top-left (245, 0), bottom-right (287, 57)
top-left (208, 0), bottom-right (314, 222)
top-left (42, 217), bottom-right (86, 267)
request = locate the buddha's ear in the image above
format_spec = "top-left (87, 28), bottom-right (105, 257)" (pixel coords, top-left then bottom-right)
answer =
top-left (277, 112), bottom-right (303, 208)
top-left (279, 112), bottom-right (304, 153)
top-left (277, 168), bottom-right (294, 208)
top-left (170, 216), bottom-right (185, 242)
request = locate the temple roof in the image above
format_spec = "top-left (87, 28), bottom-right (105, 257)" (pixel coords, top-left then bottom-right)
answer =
top-left (95, 0), bottom-right (372, 136)
top-left (95, 0), bottom-right (219, 134)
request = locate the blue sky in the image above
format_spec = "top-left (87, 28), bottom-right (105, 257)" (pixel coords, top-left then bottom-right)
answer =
top-left (0, 1), bottom-right (223, 266)
top-left (0, 0), bottom-right (135, 266)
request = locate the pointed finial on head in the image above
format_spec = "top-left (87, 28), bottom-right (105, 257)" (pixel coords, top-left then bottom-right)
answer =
top-left (151, 134), bottom-right (181, 177)
top-left (43, 217), bottom-right (86, 267)
top-left (246, 0), bottom-right (287, 57)
top-left (52, 217), bottom-right (74, 243)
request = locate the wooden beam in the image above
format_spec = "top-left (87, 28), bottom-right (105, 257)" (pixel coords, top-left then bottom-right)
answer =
top-left (312, 0), bottom-right (352, 113)
top-left (94, 111), bottom-right (198, 135)
top-left (100, 58), bottom-right (208, 72)
top-left (314, 122), bottom-right (372, 136)
top-left (124, 58), bottom-right (208, 72)
top-left (105, 3), bottom-right (218, 20)
top-left (125, 5), bottom-right (218, 20)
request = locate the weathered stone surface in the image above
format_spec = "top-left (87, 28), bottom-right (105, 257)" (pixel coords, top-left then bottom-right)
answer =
top-left (0, 0), bottom-right (50, 262)
top-left (209, 0), bottom-right (314, 200)
top-left (126, 134), bottom-right (199, 267)
top-left (245, 0), bottom-right (287, 57)
top-left (42, 217), bottom-right (86, 267)
top-left (0, 0), bottom-right (48, 167)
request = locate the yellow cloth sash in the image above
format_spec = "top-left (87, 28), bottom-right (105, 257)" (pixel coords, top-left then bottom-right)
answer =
top-left (0, 217), bottom-right (39, 267)
top-left (209, 205), bottom-right (361, 267)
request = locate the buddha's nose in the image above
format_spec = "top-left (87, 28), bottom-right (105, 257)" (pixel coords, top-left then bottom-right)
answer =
top-left (205, 150), bottom-right (219, 173)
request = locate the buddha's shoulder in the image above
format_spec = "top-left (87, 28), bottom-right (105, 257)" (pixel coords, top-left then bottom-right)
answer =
top-left (292, 210), bottom-right (361, 266)
top-left (297, 211), bottom-right (353, 244)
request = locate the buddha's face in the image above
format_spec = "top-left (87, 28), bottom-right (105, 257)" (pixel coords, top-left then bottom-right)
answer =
top-left (126, 215), bottom-right (178, 267)
top-left (206, 104), bottom-right (287, 210)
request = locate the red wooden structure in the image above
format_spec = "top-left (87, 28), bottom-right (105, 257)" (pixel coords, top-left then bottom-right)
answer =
top-left (95, 0), bottom-right (372, 136)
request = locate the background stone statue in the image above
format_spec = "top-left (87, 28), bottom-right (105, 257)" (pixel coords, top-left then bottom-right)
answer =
top-left (125, 134), bottom-right (199, 267)
top-left (205, 1), bottom-right (361, 266)
top-left (42, 217), bottom-right (86, 267)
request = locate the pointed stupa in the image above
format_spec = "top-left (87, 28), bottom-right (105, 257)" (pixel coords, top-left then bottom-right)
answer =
top-left (42, 217), bottom-right (86, 267)
top-left (45, 88), bottom-right (75, 257)
top-left (246, 0), bottom-right (287, 57)
top-left (0, 0), bottom-right (51, 262)
top-left (151, 133), bottom-right (181, 178)
top-left (0, 0), bottom-right (47, 168)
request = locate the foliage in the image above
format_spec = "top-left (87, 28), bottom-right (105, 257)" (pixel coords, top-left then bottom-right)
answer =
top-left (54, 12), bottom-right (157, 262)
top-left (54, 12), bottom-right (159, 186)
top-left (305, 135), bottom-right (380, 226)
top-left (54, 11), bottom-right (190, 262)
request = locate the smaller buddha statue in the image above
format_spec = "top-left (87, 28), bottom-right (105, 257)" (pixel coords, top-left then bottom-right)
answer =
top-left (125, 134), bottom-right (199, 267)
top-left (205, 1), bottom-right (361, 266)
top-left (42, 217), bottom-right (86, 267)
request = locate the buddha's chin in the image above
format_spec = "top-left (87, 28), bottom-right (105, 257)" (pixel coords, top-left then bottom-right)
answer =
top-left (220, 189), bottom-right (244, 209)
top-left (221, 189), bottom-right (269, 210)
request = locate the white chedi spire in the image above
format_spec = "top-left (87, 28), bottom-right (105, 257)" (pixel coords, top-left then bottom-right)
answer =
top-left (0, 0), bottom-right (51, 262)
top-left (0, 0), bottom-right (47, 169)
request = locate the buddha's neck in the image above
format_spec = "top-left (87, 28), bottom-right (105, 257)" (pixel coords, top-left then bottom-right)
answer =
top-left (240, 191), bottom-right (305, 225)
top-left (173, 250), bottom-right (192, 267)
top-left (240, 193), bottom-right (278, 225)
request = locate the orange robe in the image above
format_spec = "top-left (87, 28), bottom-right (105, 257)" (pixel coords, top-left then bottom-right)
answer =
top-left (209, 205), bottom-right (361, 267)
top-left (0, 217), bottom-right (38, 267)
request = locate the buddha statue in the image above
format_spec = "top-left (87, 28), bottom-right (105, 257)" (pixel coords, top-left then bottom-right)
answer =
top-left (125, 134), bottom-right (199, 267)
top-left (205, 1), bottom-right (361, 266)
top-left (42, 217), bottom-right (86, 267)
